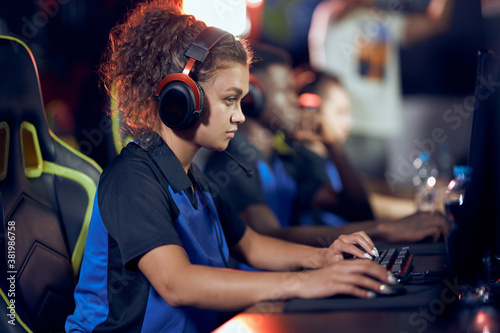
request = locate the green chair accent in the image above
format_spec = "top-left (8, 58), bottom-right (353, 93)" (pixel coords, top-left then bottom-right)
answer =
top-left (0, 35), bottom-right (102, 333)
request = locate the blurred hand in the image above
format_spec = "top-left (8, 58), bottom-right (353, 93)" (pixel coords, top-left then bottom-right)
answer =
top-left (294, 109), bottom-right (347, 146)
top-left (293, 108), bottom-right (323, 143)
top-left (318, 104), bottom-right (350, 145)
top-left (378, 211), bottom-right (450, 243)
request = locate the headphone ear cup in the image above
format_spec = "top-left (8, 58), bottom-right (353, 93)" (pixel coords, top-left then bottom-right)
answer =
top-left (158, 77), bottom-right (202, 130)
top-left (155, 26), bottom-right (231, 130)
top-left (242, 81), bottom-right (265, 119)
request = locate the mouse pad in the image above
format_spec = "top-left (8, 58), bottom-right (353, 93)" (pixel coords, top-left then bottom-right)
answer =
top-left (284, 284), bottom-right (445, 313)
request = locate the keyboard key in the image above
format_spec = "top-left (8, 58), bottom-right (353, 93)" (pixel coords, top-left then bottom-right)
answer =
top-left (374, 246), bottom-right (413, 280)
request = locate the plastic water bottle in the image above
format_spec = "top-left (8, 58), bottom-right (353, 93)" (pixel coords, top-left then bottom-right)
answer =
top-left (413, 151), bottom-right (439, 212)
top-left (444, 165), bottom-right (473, 265)
top-left (444, 165), bottom-right (473, 225)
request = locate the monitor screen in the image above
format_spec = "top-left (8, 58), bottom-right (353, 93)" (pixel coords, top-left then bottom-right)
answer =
top-left (448, 50), bottom-right (500, 285)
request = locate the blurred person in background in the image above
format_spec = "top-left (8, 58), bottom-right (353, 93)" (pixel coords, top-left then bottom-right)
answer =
top-left (308, 0), bottom-right (455, 179)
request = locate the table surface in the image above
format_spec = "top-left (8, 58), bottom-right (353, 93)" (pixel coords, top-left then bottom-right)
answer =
top-left (214, 305), bottom-right (500, 333)
top-left (213, 242), bottom-right (500, 333)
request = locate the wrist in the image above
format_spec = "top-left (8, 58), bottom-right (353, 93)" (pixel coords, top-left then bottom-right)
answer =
top-left (325, 142), bottom-right (346, 160)
top-left (324, 140), bottom-right (342, 151)
top-left (301, 247), bottom-right (327, 270)
top-left (276, 271), bottom-right (306, 300)
top-left (369, 220), bottom-right (390, 240)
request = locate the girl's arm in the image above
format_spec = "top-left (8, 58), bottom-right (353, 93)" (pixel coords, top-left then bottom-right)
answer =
top-left (138, 228), bottom-right (394, 312)
top-left (231, 226), bottom-right (377, 271)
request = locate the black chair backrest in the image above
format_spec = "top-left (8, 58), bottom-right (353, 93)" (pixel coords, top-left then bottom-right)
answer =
top-left (0, 35), bottom-right (102, 333)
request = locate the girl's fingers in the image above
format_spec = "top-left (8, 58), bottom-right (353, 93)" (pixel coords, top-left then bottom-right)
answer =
top-left (336, 232), bottom-right (379, 259)
top-left (338, 260), bottom-right (396, 285)
top-left (356, 231), bottom-right (376, 249)
top-left (334, 241), bottom-right (372, 259)
top-left (325, 262), bottom-right (398, 297)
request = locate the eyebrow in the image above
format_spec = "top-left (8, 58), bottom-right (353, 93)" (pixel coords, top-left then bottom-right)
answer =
top-left (225, 87), bottom-right (244, 95)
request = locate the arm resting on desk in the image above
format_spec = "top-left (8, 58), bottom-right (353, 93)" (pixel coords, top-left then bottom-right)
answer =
top-left (239, 204), bottom-right (449, 246)
top-left (138, 227), bottom-right (395, 311)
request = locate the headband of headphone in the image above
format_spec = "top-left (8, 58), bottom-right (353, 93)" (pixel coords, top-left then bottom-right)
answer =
top-left (155, 26), bottom-right (230, 130)
top-left (241, 73), bottom-right (266, 119)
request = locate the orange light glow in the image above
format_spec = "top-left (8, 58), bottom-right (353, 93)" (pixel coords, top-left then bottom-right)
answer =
top-left (472, 310), bottom-right (493, 333)
top-left (183, 0), bottom-right (247, 36)
top-left (299, 93), bottom-right (322, 109)
top-left (214, 316), bottom-right (254, 333)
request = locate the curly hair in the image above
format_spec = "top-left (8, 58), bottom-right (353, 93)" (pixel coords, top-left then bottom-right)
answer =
top-left (100, 0), bottom-right (253, 145)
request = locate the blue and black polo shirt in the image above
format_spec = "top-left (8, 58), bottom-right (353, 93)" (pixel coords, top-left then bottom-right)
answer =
top-left (66, 134), bottom-right (246, 333)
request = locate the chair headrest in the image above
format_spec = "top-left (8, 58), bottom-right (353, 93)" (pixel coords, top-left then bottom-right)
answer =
top-left (0, 36), bottom-right (54, 161)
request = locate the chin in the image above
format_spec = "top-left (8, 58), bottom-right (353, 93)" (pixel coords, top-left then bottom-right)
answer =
top-left (205, 142), bottom-right (230, 152)
top-left (215, 143), bottom-right (230, 151)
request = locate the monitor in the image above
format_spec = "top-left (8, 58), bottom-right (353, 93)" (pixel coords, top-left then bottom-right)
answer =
top-left (447, 49), bottom-right (500, 287)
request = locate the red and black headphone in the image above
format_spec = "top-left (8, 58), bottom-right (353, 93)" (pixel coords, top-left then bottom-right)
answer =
top-left (154, 26), bottom-right (230, 130)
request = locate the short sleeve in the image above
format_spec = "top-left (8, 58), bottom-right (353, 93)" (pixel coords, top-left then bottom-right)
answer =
top-left (97, 152), bottom-right (182, 270)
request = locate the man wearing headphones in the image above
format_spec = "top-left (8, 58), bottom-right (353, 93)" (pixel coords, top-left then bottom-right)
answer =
top-left (204, 43), bottom-right (450, 248)
top-left (66, 2), bottom-right (399, 332)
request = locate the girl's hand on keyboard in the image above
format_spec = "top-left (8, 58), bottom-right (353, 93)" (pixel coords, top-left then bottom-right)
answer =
top-left (322, 231), bottom-right (380, 264)
top-left (296, 259), bottom-right (397, 299)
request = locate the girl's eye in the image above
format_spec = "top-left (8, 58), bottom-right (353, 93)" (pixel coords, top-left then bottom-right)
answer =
top-left (225, 98), bottom-right (237, 105)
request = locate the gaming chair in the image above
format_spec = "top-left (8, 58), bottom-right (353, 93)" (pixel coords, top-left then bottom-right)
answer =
top-left (0, 35), bottom-right (102, 333)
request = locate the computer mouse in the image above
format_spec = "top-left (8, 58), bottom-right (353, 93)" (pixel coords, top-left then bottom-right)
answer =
top-left (378, 283), bottom-right (406, 297)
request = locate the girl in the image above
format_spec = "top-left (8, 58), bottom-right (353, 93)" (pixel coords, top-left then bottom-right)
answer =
top-left (66, 2), bottom-right (396, 332)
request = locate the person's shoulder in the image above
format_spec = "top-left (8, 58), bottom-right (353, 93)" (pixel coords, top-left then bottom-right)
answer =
top-left (292, 141), bottom-right (318, 156)
top-left (290, 141), bottom-right (327, 164)
top-left (100, 142), bottom-right (155, 184)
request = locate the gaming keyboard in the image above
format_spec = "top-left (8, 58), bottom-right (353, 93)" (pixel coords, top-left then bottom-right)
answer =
top-left (373, 246), bottom-right (414, 281)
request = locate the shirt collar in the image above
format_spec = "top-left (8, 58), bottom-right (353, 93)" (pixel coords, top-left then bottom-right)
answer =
top-left (146, 133), bottom-right (193, 193)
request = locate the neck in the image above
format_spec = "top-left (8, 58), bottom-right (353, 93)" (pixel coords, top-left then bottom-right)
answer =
top-left (240, 118), bottom-right (274, 157)
top-left (155, 124), bottom-right (199, 173)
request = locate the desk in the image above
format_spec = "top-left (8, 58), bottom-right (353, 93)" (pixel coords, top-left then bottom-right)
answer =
top-left (214, 305), bottom-right (500, 333)
top-left (214, 243), bottom-right (500, 333)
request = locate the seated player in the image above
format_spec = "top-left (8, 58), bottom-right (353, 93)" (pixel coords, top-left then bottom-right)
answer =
top-left (66, 3), bottom-right (398, 332)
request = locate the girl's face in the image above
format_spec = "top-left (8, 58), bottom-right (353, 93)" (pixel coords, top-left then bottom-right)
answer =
top-left (194, 63), bottom-right (249, 151)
